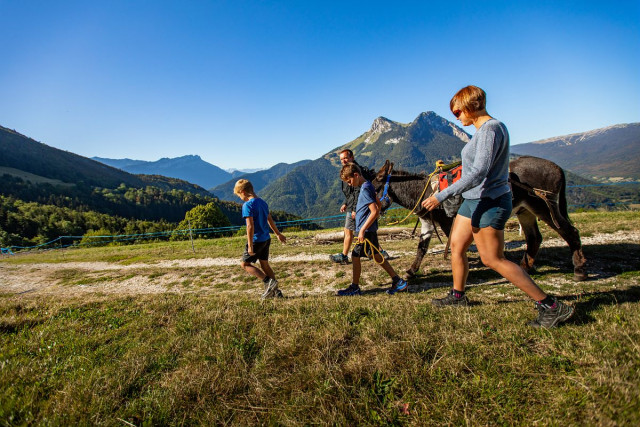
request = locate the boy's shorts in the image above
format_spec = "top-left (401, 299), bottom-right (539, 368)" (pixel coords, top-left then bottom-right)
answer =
top-left (344, 212), bottom-right (355, 232)
top-left (457, 192), bottom-right (513, 230)
top-left (242, 238), bottom-right (271, 263)
top-left (352, 231), bottom-right (380, 258)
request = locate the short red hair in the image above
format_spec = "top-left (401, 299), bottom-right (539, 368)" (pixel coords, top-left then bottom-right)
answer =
top-left (450, 85), bottom-right (486, 114)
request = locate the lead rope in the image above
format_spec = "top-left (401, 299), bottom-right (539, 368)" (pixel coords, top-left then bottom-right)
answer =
top-left (387, 165), bottom-right (441, 226)
top-left (352, 238), bottom-right (386, 265)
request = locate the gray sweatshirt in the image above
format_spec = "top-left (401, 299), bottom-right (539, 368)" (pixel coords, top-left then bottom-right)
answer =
top-left (435, 118), bottom-right (511, 202)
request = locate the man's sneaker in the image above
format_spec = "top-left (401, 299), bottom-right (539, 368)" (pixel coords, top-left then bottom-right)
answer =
top-left (261, 278), bottom-right (279, 299)
top-left (431, 290), bottom-right (469, 307)
top-left (273, 289), bottom-right (284, 298)
top-left (386, 279), bottom-right (408, 295)
top-left (337, 283), bottom-right (362, 296)
top-left (330, 253), bottom-right (349, 264)
top-left (528, 299), bottom-right (574, 328)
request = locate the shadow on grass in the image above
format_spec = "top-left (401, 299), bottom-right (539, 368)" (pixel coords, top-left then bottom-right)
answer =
top-left (562, 285), bottom-right (640, 326)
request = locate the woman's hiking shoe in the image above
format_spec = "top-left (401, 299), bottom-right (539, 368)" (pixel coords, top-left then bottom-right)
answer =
top-left (330, 253), bottom-right (349, 264)
top-left (528, 300), bottom-right (574, 328)
top-left (337, 283), bottom-right (362, 296)
top-left (262, 278), bottom-right (280, 299)
top-left (431, 290), bottom-right (469, 307)
top-left (386, 279), bottom-right (408, 295)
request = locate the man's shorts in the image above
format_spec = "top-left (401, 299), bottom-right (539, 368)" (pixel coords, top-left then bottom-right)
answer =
top-left (457, 192), bottom-right (513, 230)
top-left (241, 238), bottom-right (271, 263)
top-left (352, 231), bottom-right (380, 258)
top-left (344, 212), bottom-right (355, 232)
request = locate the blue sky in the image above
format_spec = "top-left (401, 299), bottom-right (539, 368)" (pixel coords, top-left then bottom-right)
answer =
top-left (1, 1), bottom-right (639, 170)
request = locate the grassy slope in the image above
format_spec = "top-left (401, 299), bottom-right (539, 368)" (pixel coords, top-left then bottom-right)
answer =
top-left (1, 211), bottom-right (639, 425)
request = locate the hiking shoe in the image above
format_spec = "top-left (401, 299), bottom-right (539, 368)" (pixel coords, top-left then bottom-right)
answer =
top-left (528, 300), bottom-right (574, 328)
top-left (431, 290), bottom-right (469, 307)
top-left (261, 278), bottom-right (279, 299)
top-left (386, 279), bottom-right (408, 295)
top-left (330, 253), bottom-right (349, 264)
top-left (337, 283), bottom-right (362, 296)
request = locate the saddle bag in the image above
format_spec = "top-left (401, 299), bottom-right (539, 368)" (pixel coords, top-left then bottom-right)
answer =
top-left (438, 164), bottom-right (463, 217)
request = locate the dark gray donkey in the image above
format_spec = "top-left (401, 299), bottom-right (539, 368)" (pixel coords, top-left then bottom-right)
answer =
top-left (373, 155), bottom-right (587, 281)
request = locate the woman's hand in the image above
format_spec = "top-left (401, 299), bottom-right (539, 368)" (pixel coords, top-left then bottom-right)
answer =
top-left (421, 196), bottom-right (441, 212)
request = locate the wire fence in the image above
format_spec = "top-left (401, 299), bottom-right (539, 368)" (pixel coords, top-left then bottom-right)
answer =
top-left (2, 181), bottom-right (639, 255)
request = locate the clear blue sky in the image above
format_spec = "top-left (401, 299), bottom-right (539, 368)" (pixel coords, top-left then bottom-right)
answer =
top-left (1, 0), bottom-right (639, 170)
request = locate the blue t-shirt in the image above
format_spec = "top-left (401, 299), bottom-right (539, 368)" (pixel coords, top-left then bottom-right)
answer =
top-left (242, 197), bottom-right (271, 243)
top-left (355, 181), bottom-right (378, 233)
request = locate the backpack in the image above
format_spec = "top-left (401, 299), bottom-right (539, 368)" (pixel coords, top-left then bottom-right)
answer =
top-left (437, 163), bottom-right (463, 217)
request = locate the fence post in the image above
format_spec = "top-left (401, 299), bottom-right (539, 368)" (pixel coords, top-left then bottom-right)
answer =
top-left (188, 219), bottom-right (195, 253)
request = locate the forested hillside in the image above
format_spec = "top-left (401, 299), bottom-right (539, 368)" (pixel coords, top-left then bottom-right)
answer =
top-left (0, 126), bottom-right (302, 248)
top-left (212, 160), bottom-right (312, 201)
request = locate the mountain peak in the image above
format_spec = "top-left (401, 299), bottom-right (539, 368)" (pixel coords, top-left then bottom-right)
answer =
top-left (370, 116), bottom-right (396, 134)
top-left (412, 111), bottom-right (470, 142)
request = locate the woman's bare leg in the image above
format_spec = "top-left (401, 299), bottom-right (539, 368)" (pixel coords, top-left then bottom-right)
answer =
top-left (473, 226), bottom-right (547, 301)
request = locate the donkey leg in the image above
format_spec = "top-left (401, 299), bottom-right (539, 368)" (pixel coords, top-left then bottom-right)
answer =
top-left (516, 209), bottom-right (542, 273)
top-left (541, 215), bottom-right (587, 281)
top-left (406, 218), bottom-right (434, 278)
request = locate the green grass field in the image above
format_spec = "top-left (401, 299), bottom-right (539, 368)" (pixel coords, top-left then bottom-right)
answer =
top-left (1, 211), bottom-right (639, 425)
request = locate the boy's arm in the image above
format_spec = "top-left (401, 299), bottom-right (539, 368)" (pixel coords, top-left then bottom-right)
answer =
top-left (245, 217), bottom-right (255, 254)
top-left (357, 202), bottom-right (380, 242)
top-left (267, 214), bottom-right (286, 244)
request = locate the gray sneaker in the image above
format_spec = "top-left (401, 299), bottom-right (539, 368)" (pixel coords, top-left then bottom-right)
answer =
top-left (528, 299), bottom-right (574, 328)
top-left (431, 290), bottom-right (470, 307)
top-left (330, 253), bottom-right (349, 264)
top-left (262, 278), bottom-right (279, 299)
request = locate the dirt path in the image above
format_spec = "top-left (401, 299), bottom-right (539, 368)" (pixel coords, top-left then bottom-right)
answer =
top-left (1, 231), bottom-right (638, 298)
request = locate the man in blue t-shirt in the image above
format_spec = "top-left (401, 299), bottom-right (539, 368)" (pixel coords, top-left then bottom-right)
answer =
top-left (336, 163), bottom-right (407, 296)
top-left (234, 179), bottom-right (286, 298)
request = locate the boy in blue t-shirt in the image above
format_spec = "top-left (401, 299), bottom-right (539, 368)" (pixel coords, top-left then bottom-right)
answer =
top-left (234, 179), bottom-right (286, 298)
top-left (336, 163), bottom-right (407, 296)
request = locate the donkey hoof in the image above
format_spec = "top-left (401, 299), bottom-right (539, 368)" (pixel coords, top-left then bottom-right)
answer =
top-left (573, 271), bottom-right (588, 281)
top-left (405, 269), bottom-right (416, 278)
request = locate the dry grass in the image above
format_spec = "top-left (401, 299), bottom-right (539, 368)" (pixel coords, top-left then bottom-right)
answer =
top-left (1, 211), bottom-right (639, 425)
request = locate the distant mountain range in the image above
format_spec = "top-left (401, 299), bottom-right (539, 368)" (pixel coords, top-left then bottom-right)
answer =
top-left (3, 115), bottom-right (638, 226)
top-left (0, 125), bottom-right (302, 227)
top-left (212, 160), bottom-right (312, 201)
top-left (0, 126), bottom-right (208, 196)
top-left (256, 112), bottom-right (471, 218)
top-left (511, 123), bottom-right (640, 180)
top-left (251, 116), bottom-right (639, 218)
top-left (93, 155), bottom-right (232, 189)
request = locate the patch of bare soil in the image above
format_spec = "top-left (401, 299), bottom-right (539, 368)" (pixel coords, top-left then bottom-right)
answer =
top-left (1, 231), bottom-right (638, 298)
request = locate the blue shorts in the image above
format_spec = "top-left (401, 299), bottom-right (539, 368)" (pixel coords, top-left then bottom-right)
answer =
top-left (457, 192), bottom-right (513, 230)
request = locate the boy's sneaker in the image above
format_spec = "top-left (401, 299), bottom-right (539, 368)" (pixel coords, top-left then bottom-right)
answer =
top-left (337, 283), bottom-right (362, 296)
top-left (273, 289), bottom-right (284, 298)
top-left (528, 300), bottom-right (574, 328)
top-left (386, 279), bottom-right (408, 295)
top-left (431, 290), bottom-right (469, 307)
top-left (330, 253), bottom-right (349, 264)
top-left (262, 278), bottom-right (279, 299)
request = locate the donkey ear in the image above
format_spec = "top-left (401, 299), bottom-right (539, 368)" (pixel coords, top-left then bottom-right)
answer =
top-left (376, 160), bottom-right (389, 180)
